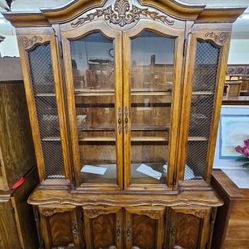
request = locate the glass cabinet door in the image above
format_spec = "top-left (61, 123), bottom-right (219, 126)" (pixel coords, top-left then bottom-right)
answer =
top-left (63, 27), bottom-right (123, 189)
top-left (123, 25), bottom-right (184, 189)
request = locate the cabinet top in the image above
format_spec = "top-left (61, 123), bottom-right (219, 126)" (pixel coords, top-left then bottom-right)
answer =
top-left (2, 0), bottom-right (246, 27)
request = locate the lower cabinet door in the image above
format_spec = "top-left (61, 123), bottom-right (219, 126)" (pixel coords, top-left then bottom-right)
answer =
top-left (168, 207), bottom-right (212, 249)
top-left (83, 206), bottom-right (123, 249)
top-left (125, 207), bottom-right (165, 249)
top-left (38, 205), bottom-right (82, 249)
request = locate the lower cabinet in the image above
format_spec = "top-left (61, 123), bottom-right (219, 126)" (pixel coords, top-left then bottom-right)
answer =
top-left (167, 207), bottom-right (213, 249)
top-left (35, 205), bottom-right (214, 249)
top-left (38, 206), bottom-right (83, 249)
top-left (125, 207), bottom-right (165, 249)
top-left (83, 207), bottom-right (124, 249)
top-left (83, 206), bottom-right (164, 249)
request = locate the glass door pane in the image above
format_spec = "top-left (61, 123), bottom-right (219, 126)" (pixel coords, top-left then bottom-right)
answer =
top-left (129, 31), bottom-right (175, 185)
top-left (70, 32), bottom-right (117, 185)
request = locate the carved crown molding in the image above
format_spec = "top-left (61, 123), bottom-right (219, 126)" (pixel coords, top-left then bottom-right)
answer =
top-left (204, 32), bottom-right (229, 46)
top-left (71, 0), bottom-right (174, 28)
top-left (18, 35), bottom-right (43, 49)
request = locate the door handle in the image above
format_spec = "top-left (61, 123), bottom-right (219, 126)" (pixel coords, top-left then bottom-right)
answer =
top-left (124, 106), bottom-right (129, 134)
top-left (118, 107), bottom-right (122, 134)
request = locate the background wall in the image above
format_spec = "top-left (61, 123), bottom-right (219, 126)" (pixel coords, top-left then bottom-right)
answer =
top-left (228, 39), bottom-right (249, 64)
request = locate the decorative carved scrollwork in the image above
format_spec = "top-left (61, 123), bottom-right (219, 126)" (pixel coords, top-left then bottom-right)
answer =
top-left (71, 0), bottom-right (174, 28)
top-left (18, 35), bottom-right (43, 49)
top-left (143, 210), bottom-right (162, 219)
top-left (84, 208), bottom-right (119, 218)
top-left (190, 209), bottom-right (208, 218)
top-left (205, 32), bottom-right (229, 46)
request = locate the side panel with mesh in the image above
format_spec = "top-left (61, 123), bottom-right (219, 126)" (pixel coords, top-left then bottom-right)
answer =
top-left (28, 44), bottom-right (65, 179)
top-left (185, 40), bottom-right (220, 180)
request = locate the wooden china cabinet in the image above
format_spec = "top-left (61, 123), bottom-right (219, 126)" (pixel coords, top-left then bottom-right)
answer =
top-left (3, 0), bottom-right (245, 248)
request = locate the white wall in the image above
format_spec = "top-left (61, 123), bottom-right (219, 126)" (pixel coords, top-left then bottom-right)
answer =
top-left (228, 39), bottom-right (249, 64)
top-left (0, 35), bottom-right (19, 57)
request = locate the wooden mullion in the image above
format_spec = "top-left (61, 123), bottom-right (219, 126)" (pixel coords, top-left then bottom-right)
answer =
top-left (177, 33), bottom-right (197, 181)
top-left (123, 32), bottom-right (131, 190)
top-left (61, 37), bottom-right (81, 187)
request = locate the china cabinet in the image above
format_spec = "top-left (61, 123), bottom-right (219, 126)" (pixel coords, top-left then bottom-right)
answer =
top-left (3, 0), bottom-right (245, 248)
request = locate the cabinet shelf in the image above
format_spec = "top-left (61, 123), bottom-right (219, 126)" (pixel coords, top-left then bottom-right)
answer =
top-left (75, 89), bottom-right (115, 96)
top-left (188, 136), bottom-right (208, 141)
top-left (131, 89), bottom-right (171, 96)
top-left (35, 93), bottom-right (56, 97)
top-left (192, 91), bottom-right (214, 96)
top-left (78, 136), bottom-right (168, 142)
top-left (78, 125), bottom-right (170, 132)
top-left (41, 137), bottom-right (61, 142)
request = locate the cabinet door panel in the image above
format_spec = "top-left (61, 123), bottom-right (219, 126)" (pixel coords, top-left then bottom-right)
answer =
top-left (123, 20), bottom-right (184, 190)
top-left (125, 207), bottom-right (165, 249)
top-left (17, 32), bottom-right (70, 184)
top-left (168, 207), bottom-right (211, 249)
top-left (62, 22), bottom-right (123, 190)
top-left (84, 207), bottom-right (123, 249)
top-left (39, 206), bottom-right (82, 249)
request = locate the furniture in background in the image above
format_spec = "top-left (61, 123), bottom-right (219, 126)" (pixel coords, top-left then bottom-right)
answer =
top-left (225, 64), bottom-right (249, 97)
top-left (3, 0), bottom-right (245, 248)
top-left (0, 58), bottom-right (39, 248)
top-left (212, 170), bottom-right (249, 249)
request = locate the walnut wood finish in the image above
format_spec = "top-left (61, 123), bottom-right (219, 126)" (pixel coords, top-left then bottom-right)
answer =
top-left (168, 206), bottom-right (213, 249)
top-left (125, 207), bottom-right (164, 249)
top-left (84, 206), bottom-right (123, 249)
top-left (0, 81), bottom-right (35, 190)
top-left (212, 170), bottom-right (249, 249)
top-left (38, 205), bottom-right (83, 249)
top-left (2, 1), bottom-right (245, 248)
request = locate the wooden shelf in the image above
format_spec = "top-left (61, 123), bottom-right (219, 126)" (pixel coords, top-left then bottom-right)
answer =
top-left (131, 137), bottom-right (168, 142)
top-left (79, 125), bottom-right (170, 132)
top-left (131, 89), bottom-right (171, 96)
top-left (79, 137), bottom-right (115, 142)
top-left (78, 136), bottom-right (168, 142)
top-left (132, 125), bottom-right (170, 131)
top-left (188, 136), bottom-right (208, 141)
top-left (75, 89), bottom-right (115, 96)
top-left (192, 91), bottom-right (214, 96)
top-left (35, 93), bottom-right (56, 97)
top-left (41, 137), bottom-right (61, 142)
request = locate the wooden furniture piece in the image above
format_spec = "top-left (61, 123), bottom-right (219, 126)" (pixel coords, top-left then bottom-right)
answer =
top-left (3, 0), bottom-right (245, 248)
top-left (0, 168), bottom-right (39, 249)
top-left (0, 80), bottom-right (36, 191)
top-left (211, 169), bottom-right (249, 249)
top-left (0, 77), bottom-right (39, 248)
top-left (225, 80), bottom-right (242, 97)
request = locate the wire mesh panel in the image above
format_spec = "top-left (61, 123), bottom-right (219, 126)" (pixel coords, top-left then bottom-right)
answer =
top-left (28, 44), bottom-right (65, 179)
top-left (185, 40), bottom-right (220, 180)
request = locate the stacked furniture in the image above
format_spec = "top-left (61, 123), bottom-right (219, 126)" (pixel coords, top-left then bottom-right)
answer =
top-left (3, 0), bottom-right (245, 248)
top-left (0, 57), bottom-right (39, 249)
